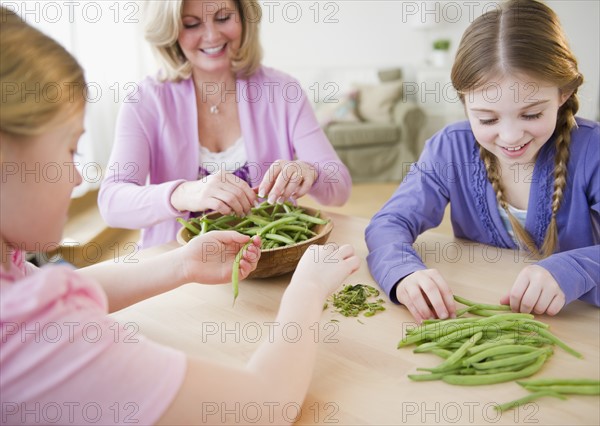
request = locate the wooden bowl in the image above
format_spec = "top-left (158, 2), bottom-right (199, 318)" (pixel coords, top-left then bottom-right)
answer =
top-left (176, 206), bottom-right (334, 279)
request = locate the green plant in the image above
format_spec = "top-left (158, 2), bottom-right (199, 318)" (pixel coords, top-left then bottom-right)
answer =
top-left (433, 39), bottom-right (450, 51)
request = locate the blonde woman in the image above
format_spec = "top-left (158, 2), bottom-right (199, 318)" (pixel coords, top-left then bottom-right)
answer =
top-left (99, 0), bottom-right (351, 248)
top-left (0, 7), bottom-right (360, 424)
top-left (366, 0), bottom-right (599, 322)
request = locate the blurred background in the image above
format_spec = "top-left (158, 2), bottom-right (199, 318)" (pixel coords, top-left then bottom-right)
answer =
top-left (3, 1), bottom-right (599, 266)
top-left (3, 0), bottom-right (598, 197)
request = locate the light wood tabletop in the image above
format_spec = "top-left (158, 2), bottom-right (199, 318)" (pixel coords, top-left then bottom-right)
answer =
top-left (111, 212), bottom-right (599, 425)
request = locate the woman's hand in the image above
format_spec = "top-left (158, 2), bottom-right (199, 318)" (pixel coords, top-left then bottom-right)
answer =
top-left (395, 269), bottom-right (456, 323)
top-left (179, 231), bottom-right (261, 284)
top-left (289, 244), bottom-right (360, 301)
top-left (171, 169), bottom-right (256, 216)
top-left (501, 265), bottom-right (565, 315)
top-left (258, 160), bottom-right (317, 204)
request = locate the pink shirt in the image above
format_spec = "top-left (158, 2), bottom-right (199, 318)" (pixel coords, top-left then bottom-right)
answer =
top-left (98, 66), bottom-right (352, 248)
top-left (0, 251), bottom-right (186, 425)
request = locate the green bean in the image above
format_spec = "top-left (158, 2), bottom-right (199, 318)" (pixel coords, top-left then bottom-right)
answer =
top-left (245, 214), bottom-right (271, 227)
top-left (522, 385), bottom-right (600, 395)
top-left (256, 216), bottom-right (297, 236)
top-left (533, 328), bottom-right (583, 358)
top-left (518, 378), bottom-right (600, 387)
top-left (231, 241), bottom-right (251, 306)
top-left (463, 345), bottom-right (539, 366)
top-left (466, 338), bottom-right (519, 355)
top-left (472, 360), bottom-right (538, 375)
top-left (469, 309), bottom-right (503, 317)
top-left (454, 295), bottom-right (511, 311)
top-left (264, 233), bottom-right (295, 245)
top-left (470, 348), bottom-right (552, 370)
top-left (494, 391), bottom-right (566, 413)
top-left (442, 354), bottom-right (548, 386)
top-left (429, 348), bottom-right (453, 359)
top-left (408, 372), bottom-right (448, 381)
top-left (477, 313), bottom-right (535, 324)
top-left (291, 212), bottom-right (328, 225)
top-left (430, 332), bottom-right (483, 372)
top-left (177, 218), bottom-right (200, 235)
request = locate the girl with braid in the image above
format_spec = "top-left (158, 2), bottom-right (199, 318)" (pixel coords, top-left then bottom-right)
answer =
top-left (366, 0), bottom-right (599, 323)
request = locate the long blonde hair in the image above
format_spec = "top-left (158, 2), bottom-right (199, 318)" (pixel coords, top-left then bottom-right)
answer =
top-left (144, 0), bottom-right (263, 81)
top-left (451, 0), bottom-right (583, 258)
top-left (0, 7), bottom-right (87, 136)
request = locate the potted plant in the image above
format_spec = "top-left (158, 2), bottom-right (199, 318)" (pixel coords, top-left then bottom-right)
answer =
top-left (431, 38), bottom-right (451, 67)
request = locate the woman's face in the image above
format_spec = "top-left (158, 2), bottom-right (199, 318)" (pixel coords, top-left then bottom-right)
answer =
top-left (464, 75), bottom-right (571, 168)
top-left (0, 109), bottom-right (84, 252)
top-left (178, 0), bottom-right (243, 78)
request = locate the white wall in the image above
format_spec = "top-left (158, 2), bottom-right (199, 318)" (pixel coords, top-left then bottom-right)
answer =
top-left (260, 0), bottom-right (600, 120)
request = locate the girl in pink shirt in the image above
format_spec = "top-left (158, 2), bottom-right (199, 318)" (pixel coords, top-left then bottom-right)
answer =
top-left (0, 6), bottom-right (360, 425)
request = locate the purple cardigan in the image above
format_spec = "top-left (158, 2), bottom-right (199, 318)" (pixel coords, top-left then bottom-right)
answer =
top-left (366, 118), bottom-right (600, 307)
top-left (99, 67), bottom-right (351, 248)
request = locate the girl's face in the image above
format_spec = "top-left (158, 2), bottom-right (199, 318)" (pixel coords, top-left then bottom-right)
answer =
top-left (464, 75), bottom-right (571, 168)
top-left (178, 0), bottom-right (242, 77)
top-left (0, 109), bottom-right (84, 251)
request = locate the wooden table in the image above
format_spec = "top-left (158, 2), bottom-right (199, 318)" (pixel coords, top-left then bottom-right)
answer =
top-left (111, 212), bottom-right (599, 425)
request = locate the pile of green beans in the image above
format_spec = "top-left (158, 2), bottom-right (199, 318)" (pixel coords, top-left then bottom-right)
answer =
top-left (178, 202), bottom-right (329, 306)
top-left (326, 284), bottom-right (386, 318)
top-left (177, 201), bottom-right (329, 250)
top-left (398, 296), bottom-right (583, 386)
top-left (495, 378), bottom-right (600, 412)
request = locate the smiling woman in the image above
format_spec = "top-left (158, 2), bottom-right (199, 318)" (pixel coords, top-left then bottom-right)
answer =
top-left (98, 0), bottom-right (352, 249)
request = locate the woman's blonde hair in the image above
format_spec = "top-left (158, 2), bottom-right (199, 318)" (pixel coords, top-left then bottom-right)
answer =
top-left (451, 0), bottom-right (583, 258)
top-left (0, 6), bottom-right (86, 137)
top-left (145, 0), bottom-right (263, 81)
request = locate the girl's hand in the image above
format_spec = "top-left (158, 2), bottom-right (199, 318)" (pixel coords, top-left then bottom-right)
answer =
top-left (258, 160), bottom-right (317, 204)
top-left (180, 231), bottom-right (261, 284)
top-left (289, 244), bottom-right (360, 301)
top-left (501, 265), bottom-right (565, 315)
top-left (171, 170), bottom-right (256, 217)
top-left (395, 269), bottom-right (456, 323)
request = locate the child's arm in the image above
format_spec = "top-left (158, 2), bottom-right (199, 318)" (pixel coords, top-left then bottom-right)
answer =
top-left (156, 244), bottom-right (360, 425)
top-left (366, 136), bottom-right (456, 322)
top-left (77, 232), bottom-right (261, 312)
top-left (502, 245), bottom-right (600, 314)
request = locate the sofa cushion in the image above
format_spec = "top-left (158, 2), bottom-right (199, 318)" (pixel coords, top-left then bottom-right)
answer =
top-left (355, 80), bottom-right (404, 123)
top-left (314, 90), bottom-right (360, 127)
top-left (378, 68), bottom-right (403, 82)
top-left (325, 122), bottom-right (400, 149)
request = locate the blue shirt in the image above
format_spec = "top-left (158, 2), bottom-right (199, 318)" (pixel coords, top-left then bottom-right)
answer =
top-left (366, 118), bottom-right (600, 307)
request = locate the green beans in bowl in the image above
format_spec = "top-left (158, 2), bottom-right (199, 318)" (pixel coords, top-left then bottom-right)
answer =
top-left (176, 202), bottom-right (333, 278)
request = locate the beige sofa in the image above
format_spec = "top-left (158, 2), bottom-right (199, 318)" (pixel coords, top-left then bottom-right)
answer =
top-left (322, 69), bottom-right (426, 183)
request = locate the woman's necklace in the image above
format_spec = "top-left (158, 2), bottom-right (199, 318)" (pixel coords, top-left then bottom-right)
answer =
top-left (209, 104), bottom-right (219, 115)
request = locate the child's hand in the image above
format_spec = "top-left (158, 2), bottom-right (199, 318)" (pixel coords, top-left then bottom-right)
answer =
top-left (500, 265), bottom-right (565, 315)
top-left (180, 231), bottom-right (261, 284)
top-left (395, 269), bottom-right (456, 323)
top-left (289, 244), bottom-right (360, 300)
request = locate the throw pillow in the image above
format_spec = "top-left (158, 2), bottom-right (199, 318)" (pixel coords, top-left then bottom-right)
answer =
top-left (355, 80), bottom-right (403, 123)
top-left (314, 90), bottom-right (359, 127)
